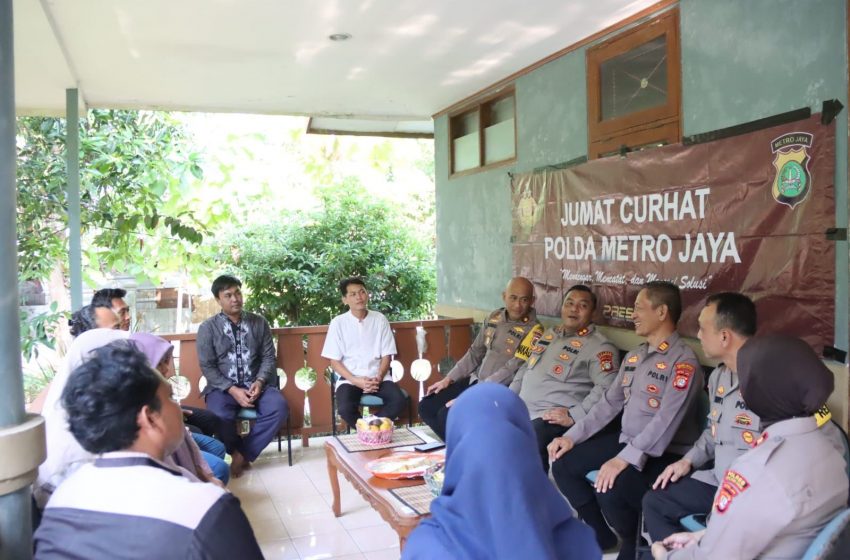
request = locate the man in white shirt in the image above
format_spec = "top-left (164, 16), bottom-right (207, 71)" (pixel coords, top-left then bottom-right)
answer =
top-left (321, 277), bottom-right (405, 427)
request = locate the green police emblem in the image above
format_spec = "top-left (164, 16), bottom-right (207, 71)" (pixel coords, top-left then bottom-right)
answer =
top-left (777, 160), bottom-right (806, 197)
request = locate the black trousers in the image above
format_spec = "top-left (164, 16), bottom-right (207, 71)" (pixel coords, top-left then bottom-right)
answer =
top-left (642, 475), bottom-right (717, 542)
top-left (336, 381), bottom-right (406, 428)
top-left (532, 418), bottom-right (568, 472)
top-left (418, 379), bottom-right (473, 441)
top-left (182, 405), bottom-right (221, 438)
top-left (551, 432), bottom-right (679, 560)
top-left (534, 414), bottom-right (622, 472)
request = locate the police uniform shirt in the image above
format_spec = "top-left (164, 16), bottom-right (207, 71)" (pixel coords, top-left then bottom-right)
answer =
top-left (446, 308), bottom-right (543, 385)
top-left (565, 332), bottom-right (703, 470)
top-left (509, 324), bottom-right (620, 422)
top-left (684, 365), bottom-right (762, 487)
top-left (668, 417), bottom-right (848, 560)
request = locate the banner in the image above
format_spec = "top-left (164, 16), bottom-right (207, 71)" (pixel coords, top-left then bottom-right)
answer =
top-left (512, 115), bottom-right (835, 351)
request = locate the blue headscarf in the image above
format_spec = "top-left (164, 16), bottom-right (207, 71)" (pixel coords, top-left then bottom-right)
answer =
top-left (403, 383), bottom-right (600, 559)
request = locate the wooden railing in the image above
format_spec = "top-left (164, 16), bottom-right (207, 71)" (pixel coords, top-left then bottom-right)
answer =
top-left (162, 318), bottom-right (474, 445)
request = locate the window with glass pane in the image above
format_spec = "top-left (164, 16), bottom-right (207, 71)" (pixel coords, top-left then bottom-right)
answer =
top-left (451, 110), bottom-right (480, 173)
top-left (483, 96), bottom-right (515, 164)
top-left (600, 36), bottom-right (668, 121)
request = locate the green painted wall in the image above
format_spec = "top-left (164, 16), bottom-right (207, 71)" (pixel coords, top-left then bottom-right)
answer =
top-left (679, 0), bottom-right (848, 351)
top-left (436, 0), bottom-right (849, 351)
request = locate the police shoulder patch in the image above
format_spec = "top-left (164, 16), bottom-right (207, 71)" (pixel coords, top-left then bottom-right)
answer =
top-left (672, 362), bottom-right (694, 391)
top-left (597, 351), bottom-right (614, 373)
top-left (714, 470), bottom-right (750, 514)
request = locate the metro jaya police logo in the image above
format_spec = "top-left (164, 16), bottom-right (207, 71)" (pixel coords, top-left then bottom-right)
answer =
top-left (770, 132), bottom-right (813, 209)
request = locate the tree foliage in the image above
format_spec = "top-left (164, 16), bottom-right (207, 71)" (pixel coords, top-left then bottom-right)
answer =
top-left (16, 110), bottom-right (218, 284)
top-left (221, 181), bottom-right (435, 326)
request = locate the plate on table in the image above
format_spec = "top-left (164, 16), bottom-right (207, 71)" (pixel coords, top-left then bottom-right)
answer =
top-left (366, 453), bottom-right (445, 480)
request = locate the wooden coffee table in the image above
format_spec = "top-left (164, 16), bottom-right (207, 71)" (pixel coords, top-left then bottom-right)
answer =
top-left (325, 437), bottom-right (432, 549)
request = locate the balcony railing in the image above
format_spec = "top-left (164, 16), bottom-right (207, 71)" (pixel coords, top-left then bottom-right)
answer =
top-left (162, 318), bottom-right (474, 444)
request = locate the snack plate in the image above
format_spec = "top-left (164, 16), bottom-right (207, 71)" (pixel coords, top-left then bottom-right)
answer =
top-left (365, 452), bottom-right (445, 480)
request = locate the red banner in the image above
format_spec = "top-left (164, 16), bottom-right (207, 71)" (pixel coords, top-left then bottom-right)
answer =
top-left (512, 115), bottom-right (835, 351)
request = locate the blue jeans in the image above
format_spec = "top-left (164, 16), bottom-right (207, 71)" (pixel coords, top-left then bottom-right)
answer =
top-left (200, 451), bottom-right (230, 485)
top-left (191, 433), bottom-right (226, 458)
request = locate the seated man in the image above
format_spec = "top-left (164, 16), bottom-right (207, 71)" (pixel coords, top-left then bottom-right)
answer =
top-left (34, 343), bottom-right (262, 559)
top-left (548, 281), bottom-right (704, 560)
top-left (419, 276), bottom-right (542, 440)
top-left (197, 274), bottom-right (288, 476)
top-left (510, 285), bottom-right (620, 472)
top-left (642, 292), bottom-right (757, 542)
top-left (91, 287), bottom-right (131, 331)
top-left (322, 277), bottom-right (405, 428)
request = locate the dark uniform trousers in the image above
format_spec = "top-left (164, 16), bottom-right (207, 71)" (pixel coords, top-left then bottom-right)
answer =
top-left (533, 414), bottom-right (622, 473)
top-left (552, 432), bottom-right (679, 558)
top-left (418, 379), bottom-right (474, 441)
top-left (641, 476), bottom-right (717, 542)
top-left (336, 381), bottom-right (407, 428)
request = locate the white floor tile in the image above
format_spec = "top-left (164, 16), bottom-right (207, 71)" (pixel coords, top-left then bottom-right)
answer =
top-left (259, 538), bottom-right (301, 560)
top-left (250, 516), bottom-right (291, 542)
top-left (282, 509), bottom-right (346, 538)
top-left (337, 506), bottom-right (387, 531)
top-left (347, 524), bottom-right (401, 553)
top-left (291, 529), bottom-right (362, 559)
top-left (274, 495), bottom-right (333, 517)
top-left (242, 498), bottom-right (282, 523)
top-left (363, 548), bottom-right (401, 560)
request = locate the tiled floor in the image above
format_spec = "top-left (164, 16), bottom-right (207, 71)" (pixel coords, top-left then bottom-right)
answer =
top-left (234, 433), bottom-right (622, 560)
top-left (230, 436), bottom-right (401, 560)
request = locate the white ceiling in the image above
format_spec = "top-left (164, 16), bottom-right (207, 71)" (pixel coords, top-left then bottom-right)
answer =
top-left (14, 0), bottom-right (661, 133)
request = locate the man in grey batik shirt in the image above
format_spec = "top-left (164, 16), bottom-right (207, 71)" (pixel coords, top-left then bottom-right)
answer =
top-left (197, 274), bottom-right (287, 477)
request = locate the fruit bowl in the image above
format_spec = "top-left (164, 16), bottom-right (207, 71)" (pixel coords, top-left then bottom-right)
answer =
top-left (355, 416), bottom-right (394, 445)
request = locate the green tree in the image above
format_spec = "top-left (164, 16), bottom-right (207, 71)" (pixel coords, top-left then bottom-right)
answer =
top-left (221, 181), bottom-right (435, 326)
top-left (16, 110), bottom-right (216, 285)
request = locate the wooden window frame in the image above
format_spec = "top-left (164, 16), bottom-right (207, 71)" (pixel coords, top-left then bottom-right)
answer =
top-left (587, 8), bottom-right (681, 158)
top-left (449, 88), bottom-right (517, 177)
top-left (589, 120), bottom-right (679, 160)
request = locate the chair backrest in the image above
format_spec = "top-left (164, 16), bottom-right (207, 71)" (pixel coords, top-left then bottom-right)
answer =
top-left (801, 508), bottom-right (850, 560)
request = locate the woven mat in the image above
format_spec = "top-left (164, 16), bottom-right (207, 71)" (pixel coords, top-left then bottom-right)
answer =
top-left (390, 484), bottom-right (434, 516)
top-left (335, 428), bottom-right (426, 453)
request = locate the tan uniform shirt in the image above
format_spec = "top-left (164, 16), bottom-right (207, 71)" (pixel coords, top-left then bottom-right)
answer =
top-left (509, 324), bottom-right (620, 422)
top-left (446, 308), bottom-right (543, 386)
top-left (684, 365), bottom-right (762, 486)
top-left (565, 332), bottom-right (703, 470)
top-left (669, 417), bottom-right (848, 560)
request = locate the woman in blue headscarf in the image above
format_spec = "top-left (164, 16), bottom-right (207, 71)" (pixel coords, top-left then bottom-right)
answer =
top-left (403, 383), bottom-right (601, 559)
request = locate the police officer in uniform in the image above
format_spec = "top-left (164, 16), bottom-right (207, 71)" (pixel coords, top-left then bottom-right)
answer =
top-left (652, 335), bottom-right (848, 559)
top-left (510, 285), bottom-right (620, 471)
top-left (548, 282), bottom-right (703, 560)
top-left (642, 292), bottom-right (758, 543)
top-left (419, 277), bottom-right (543, 441)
